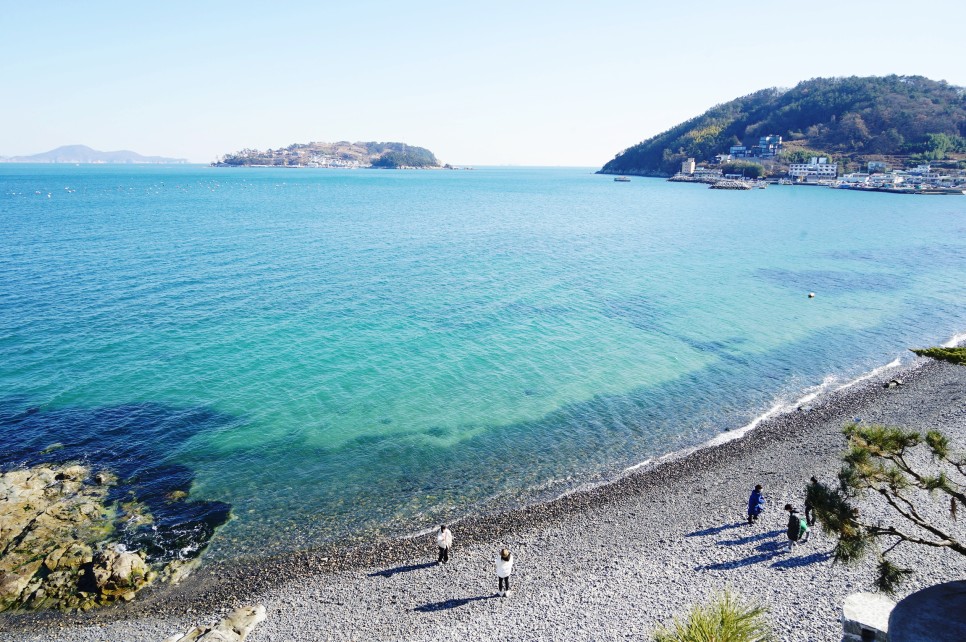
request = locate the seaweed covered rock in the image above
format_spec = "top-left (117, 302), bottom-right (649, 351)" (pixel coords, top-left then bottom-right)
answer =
top-left (90, 547), bottom-right (153, 601)
top-left (1, 464), bottom-right (113, 610)
top-left (0, 463), bottom-right (183, 611)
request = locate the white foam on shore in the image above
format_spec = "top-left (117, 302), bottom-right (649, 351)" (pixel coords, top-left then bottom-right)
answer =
top-left (941, 332), bottom-right (966, 348)
top-left (411, 525), bottom-right (439, 537)
top-left (834, 357), bottom-right (902, 391)
top-left (410, 347), bottom-right (949, 541)
top-left (695, 354), bottom-right (910, 452)
top-left (622, 458), bottom-right (653, 473)
top-left (702, 376), bottom-right (835, 449)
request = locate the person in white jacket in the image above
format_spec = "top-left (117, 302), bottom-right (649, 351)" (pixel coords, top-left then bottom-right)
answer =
top-left (436, 525), bottom-right (453, 564)
top-left (495, 548), bottom-right (514, 596)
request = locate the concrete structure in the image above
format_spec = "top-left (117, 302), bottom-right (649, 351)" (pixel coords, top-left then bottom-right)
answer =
top-left (789, 156), bottom-right (838, 179)
top-left (868, 161), bottom-right (890, 173)
top-left (841, 592), bottom-right (895, 642)
top-left (730, 145), bottom-right (748, 158)
top-left (755, 134), bottom-right (782, 157)
top-left (693, 167), bottom-right (723, 180)
top-left (681, 158), bottom-right (695, 175)
top-left (908, 164), bottom-right (942, 180)
top-left (839, 173), bottom-right (870, 184)
top-left (889, 581), bottom-right (966, 642)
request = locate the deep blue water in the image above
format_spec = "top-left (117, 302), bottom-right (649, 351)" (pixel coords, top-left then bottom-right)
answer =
top-left (1, 164), bottom-right (965, 559)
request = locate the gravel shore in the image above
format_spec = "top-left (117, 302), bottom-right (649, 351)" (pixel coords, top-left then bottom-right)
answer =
top-left (3, 359), bottom-right (965, 642)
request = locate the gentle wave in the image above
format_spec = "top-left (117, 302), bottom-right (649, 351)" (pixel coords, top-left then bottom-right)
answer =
top-left (942, 332), bottom-right (966, 348)
top-left (835, 358), bottom-right (903, 391)
top-left (619, 352), bottom-right (917, 475)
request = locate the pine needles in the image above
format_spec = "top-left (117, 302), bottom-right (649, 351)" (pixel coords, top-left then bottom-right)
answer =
top-left (653, 591), bottom-right (772, 642)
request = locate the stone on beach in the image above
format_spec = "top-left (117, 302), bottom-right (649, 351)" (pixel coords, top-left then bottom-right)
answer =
top-left (161, 604), bottom-right (267, 642)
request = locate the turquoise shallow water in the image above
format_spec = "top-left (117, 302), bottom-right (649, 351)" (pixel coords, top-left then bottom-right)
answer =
top-left (2, 165), bottom-right (965, 559)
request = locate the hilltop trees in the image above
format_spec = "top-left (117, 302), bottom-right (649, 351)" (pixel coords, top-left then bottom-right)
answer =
top-left (904, 133), bottom-right (966, 161)
top-left (369, 147), bottom-right (439, 168)
top-left (601, 75), bottom-right (966, 176)
top-left (719, 161), bottom-right (766, 178)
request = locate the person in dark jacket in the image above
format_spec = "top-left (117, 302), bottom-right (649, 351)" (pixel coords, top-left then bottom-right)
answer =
top-left (804, 476), bottom-right (818, 526)
top-left (784, 503), bottom-right (807, 550)
top-left (747, 484), bottom-right (765, 525)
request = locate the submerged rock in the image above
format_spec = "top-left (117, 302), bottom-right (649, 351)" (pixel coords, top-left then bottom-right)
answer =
top-left (162, 604), bottom-right (267, 642)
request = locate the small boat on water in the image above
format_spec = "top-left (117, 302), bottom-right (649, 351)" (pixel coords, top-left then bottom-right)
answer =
top-left (613, 176), bottom-right (631, 182)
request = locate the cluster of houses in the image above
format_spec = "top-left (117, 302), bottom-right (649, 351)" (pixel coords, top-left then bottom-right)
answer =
top-left (676, 156), bottom-right (965, 193)
top-left (216, 148), bottom-right (367, 168)
top-left (835, 163), bottom-right (966, 193)
top-left (303, 156), bottom-right (364, 168)
top-left (728, 134), bottom-right (784, 160)
top-left (679, 154), bottom-right (839, 181)
top-left (673, 133), bottom-right (966, 193)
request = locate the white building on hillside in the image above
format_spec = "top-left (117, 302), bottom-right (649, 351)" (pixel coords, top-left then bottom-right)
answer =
top-left (681, 158), bottom-right (696, 175)
top-left (789, 157), bottom-right (838, 180)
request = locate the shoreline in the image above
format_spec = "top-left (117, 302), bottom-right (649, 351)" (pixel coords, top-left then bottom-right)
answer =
top-left (5, 355), bottom-right (965, 640)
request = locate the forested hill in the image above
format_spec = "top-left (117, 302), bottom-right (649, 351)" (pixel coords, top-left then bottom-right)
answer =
top-left (600, 75), bottom-right (966, 176)
top-left (213, 141), bottom-right (439, 168)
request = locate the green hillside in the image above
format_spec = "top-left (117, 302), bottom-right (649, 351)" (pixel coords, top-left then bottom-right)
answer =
top-left (600, 75), bottom-right (966, 176)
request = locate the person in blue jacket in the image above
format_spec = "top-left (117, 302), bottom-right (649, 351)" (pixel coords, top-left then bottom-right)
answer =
top-left (747, 484), bottom-right (765, 525)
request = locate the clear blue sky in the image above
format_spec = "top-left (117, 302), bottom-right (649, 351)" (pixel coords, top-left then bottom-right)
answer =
top-left (2, 1), bottom-right (964, 166)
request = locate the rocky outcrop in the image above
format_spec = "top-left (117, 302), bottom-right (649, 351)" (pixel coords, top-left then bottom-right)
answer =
top-left (0, 464), bottom-right (158, 611)
top-left (162, 605), bottom-right (267, 642)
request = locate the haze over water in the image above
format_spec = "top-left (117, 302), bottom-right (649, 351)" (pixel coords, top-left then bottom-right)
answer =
top-left (2, 165), bottom-right (965, 559)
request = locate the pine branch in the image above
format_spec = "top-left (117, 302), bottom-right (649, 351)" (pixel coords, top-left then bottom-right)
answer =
top-left (876, 488), bottom-right (966, 555)
top-left (872, 525), bottom-right (963, 552)
top-left (891, 451), bottom-right (924, 485)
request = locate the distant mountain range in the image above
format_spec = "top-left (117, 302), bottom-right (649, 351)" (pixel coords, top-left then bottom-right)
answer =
top-left (0, 145), bottom-right (186, 164)
top-left (601, 75), bottom-right (966, 176)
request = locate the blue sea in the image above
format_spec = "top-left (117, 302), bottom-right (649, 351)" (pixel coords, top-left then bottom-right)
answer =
top-left (2, 165), bottom-right (965, 561)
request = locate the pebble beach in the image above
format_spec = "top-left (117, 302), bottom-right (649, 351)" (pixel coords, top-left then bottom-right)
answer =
top-left (3, 358), bottom-right (965, 642)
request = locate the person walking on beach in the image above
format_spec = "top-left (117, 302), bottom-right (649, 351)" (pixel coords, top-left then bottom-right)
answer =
top-left (436, 525), bottom-right (453, 564)
top-left (804, 476), bottom-right (819, 527)
top-left (784, 504), bottom-right (808, 550)
top-left (495, 548), bottom-right (514, 597)
top-left (747, 484), bottom-right (765, 525)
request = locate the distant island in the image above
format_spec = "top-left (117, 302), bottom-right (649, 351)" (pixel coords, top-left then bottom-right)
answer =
top-left (212, 141), bottom-right (442, 169)
top-left (600, 75), bottom-right (966, 178)
top-left (0, 144), bottom-right (186, 164)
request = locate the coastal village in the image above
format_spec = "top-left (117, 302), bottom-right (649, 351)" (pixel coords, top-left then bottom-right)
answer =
top-left (665, 134), bottom-right (966, 194)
